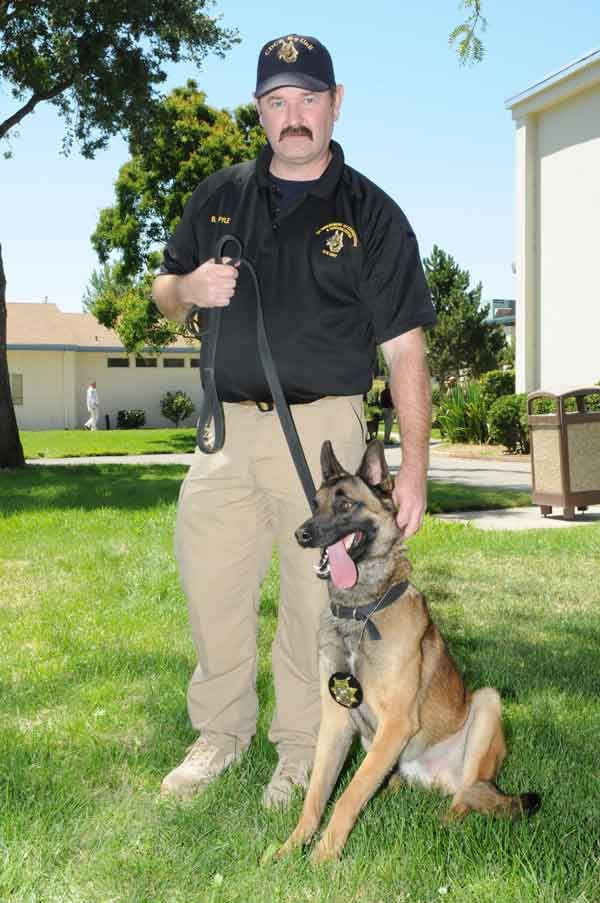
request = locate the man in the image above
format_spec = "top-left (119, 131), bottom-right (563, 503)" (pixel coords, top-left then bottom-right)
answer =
top-left (84, 381), bottom-right (99, 431)
top-left (152, 34), bottom-right (436, 807)
top-left (380, 380), bottom-right (396, 444)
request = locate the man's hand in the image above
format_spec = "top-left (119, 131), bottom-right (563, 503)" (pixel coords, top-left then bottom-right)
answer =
top-left (179, 258), bottom-right (239, 310)
top-left (152, 258), bottom-right (239, 324)
top-left (391, 466), bottom-right (427, 539)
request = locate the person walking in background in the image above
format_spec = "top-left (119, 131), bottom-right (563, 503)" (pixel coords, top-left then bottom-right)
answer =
top-left (84, 381), bottom-right (99, 431)
top-left (380, 380), bottom-right (396, 445)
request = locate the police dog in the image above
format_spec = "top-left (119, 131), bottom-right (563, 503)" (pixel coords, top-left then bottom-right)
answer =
top-left (276, 440), bottom-right (539, 863)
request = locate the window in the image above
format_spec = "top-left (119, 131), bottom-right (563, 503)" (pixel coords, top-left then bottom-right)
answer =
top-left (107, 357), bottom-right (129, 368)
top-left (10, 373), bottom-right (23, 405)
top-left (190, 358), bottom-right (200, 368)
top-left (136, 357), bottom-right (157, 368)
top-left (163, 358), bottom-right (184, 368)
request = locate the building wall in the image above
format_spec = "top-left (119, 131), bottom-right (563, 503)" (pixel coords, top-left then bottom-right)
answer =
top-left (8, 348), bottom-right (203, 429)
top-left (537, 83), bottom-right (600, 389)
top-left (8, 349), bottom-right (68, 429)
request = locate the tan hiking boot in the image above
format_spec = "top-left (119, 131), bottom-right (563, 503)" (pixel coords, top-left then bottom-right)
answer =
top-left (161, 737), bottom-right (240, 799)
top-left (262, 757), bottom-right (311, 809)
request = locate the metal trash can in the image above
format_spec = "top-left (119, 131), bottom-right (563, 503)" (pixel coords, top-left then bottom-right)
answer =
top-left (528, 386), bottom-right (600, 519)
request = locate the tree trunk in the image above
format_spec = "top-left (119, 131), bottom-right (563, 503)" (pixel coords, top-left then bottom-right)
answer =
top-left (0, 243), bottom-right (26, 468)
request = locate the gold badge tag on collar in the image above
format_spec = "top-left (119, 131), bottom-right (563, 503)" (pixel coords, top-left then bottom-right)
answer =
top-left (328, 672), bottom-right (363, 708)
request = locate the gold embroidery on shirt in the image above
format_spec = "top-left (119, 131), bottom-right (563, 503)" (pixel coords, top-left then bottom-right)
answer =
top-left (210, 215), bottom-right (231, 224)
top-left (315, 222), bottom-right (359, 257)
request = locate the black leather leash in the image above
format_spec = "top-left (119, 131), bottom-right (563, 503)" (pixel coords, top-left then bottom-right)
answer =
top-left (186, 234), bottom-right (318, 513)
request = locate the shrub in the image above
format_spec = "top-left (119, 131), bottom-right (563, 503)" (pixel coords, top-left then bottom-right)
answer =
top-left (479, 369), bottom-right (515, 411)
top-left (488, 393), bottom-right (529, 453)
top-left (160, 390), bottom-right (195, 427)
top-left (363, 382), bottom-right (383, 422)
top-left (437, 382), bottom-right (488, 444)
top-left (117, 409), bottom-right (146, 429)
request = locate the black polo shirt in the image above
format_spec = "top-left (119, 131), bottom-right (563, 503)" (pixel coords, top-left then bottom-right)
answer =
top-left (160, 141), bottom-right (436, 404)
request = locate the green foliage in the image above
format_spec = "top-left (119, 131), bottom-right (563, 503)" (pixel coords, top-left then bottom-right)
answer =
top-left (479, 369), bottom-right (515, 411)
top-left (437, 382), bottom-right (489, 444)
top-left (364, 380), bottom-right (384, 421)
top-left (160, 390), bottom-right (194, 427)
top-left (449, 0), bottom-right (487, 65)
top-left (86, 83), bottom-right (264, 351)
top-left (83, 262), bottom-right (182, 354)
top-left (92, 83), bottom-right (264, 278)
top-left (117, 409), bottom-right (146, 429)
top-left (0, 1), bottom-right (237, 156)
top-left (488, 393), bottom-right (530, 453)
top-left (424, 245), bottom-right (506, 386)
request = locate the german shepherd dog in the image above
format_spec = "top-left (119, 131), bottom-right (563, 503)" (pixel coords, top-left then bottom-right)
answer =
top-left (276, 440), bottom-right (540, 863)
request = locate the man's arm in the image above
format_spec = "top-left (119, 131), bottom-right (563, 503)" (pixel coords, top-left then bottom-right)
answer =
top-left (152, 259), bottom-right (239, 324)
top-left (380, 326), bottom-right (431, 538)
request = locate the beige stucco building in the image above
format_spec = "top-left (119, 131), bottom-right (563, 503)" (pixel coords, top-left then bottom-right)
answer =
top-left (506, 48), bottom-right (600, 393)
top-left (7, 302), bottom-right (201, 429)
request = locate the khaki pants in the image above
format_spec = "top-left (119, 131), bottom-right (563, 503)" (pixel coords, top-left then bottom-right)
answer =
top-left (175, 396), bottom-right (365, 762)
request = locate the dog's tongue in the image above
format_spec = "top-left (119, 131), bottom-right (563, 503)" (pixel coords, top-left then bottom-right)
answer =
top-left (327, 539), bottom-right (358, 589)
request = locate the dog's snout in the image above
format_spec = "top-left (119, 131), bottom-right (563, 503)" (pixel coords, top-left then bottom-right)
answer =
top-left (295, 525), bottom-right (314, 546)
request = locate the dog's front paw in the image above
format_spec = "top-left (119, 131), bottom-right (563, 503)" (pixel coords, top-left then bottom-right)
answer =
top-left (310, 835), bottom-right (341, 864)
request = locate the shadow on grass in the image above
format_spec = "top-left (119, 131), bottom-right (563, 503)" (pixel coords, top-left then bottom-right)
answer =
top-left (0, 465), bottom-right (187, 514)
top-left (145, 433), bottom-right (196, 452)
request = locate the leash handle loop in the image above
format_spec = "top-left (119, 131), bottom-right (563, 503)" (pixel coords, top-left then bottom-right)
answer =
top-left (193, 234), bottom-right (240, 454)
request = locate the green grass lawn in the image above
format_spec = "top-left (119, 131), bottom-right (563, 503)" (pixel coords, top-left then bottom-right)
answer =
top-left (1, 467), bottom-right (598, 903)
top-left (20, 428), bottom-right (198, 459)
top-left (20, 426), bottom-right (444, 459)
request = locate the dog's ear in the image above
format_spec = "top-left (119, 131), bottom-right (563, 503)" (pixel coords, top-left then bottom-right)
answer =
top-left (321, 441), bottom-right (348, 482)
top-left (358, 441), bottom-right (394, 493)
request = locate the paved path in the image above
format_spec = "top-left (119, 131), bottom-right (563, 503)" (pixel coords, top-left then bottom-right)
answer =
top-left (25, 445), bottom-right (600, 530)
top-left (26, 443), bottom-right (532, 491)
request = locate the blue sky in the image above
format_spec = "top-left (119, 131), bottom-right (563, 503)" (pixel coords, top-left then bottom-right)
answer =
top-left (2, 0), bottom-right (600, 312)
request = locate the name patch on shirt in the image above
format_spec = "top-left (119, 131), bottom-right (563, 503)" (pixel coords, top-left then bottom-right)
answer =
top-left (210, 215), bottom-right (231, 225)
top-left (316, 222), bottom-right (359, 258)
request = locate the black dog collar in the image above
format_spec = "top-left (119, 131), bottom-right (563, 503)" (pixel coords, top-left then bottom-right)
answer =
top-left (330, 580), bottom-right (409, 641)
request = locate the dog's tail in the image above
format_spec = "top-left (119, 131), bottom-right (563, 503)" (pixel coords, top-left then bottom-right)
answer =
top-left (449, 781), bottom-right (541, 820)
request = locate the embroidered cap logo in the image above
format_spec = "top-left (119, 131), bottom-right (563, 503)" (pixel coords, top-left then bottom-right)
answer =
top-left (278, 37), bottom-right (299, 64)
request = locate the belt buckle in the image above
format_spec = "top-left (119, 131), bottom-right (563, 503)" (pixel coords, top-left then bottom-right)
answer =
top-left (256, 401), bottom-right (274, 413)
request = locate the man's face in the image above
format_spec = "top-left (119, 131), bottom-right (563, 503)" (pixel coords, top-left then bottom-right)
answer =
top-left (256, 85), bottom-right (344, 174)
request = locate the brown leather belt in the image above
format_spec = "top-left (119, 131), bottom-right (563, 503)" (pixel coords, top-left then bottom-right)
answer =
top-left (235, 396), bottom-right (335, 412)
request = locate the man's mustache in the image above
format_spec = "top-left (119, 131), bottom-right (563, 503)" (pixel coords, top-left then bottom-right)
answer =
top-left (279, 126), bottom-right (313, 141)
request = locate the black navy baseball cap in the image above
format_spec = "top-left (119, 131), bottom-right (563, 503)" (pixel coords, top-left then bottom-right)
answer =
top-left (255, 35), bottom-right (336, 98)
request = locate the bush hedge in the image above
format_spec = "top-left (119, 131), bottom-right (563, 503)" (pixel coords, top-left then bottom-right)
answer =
top-left (437, 382), bottom-right (488, 444)
top-left (488, 393), bottom-right (529, 453)
top-left (117, 409), bottom-right (146, 429)
top-left (479, 369), bottom-right (515, 411)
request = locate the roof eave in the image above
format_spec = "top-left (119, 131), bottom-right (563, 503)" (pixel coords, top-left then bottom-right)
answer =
top-left (505, 47), bottom-right (600, 118)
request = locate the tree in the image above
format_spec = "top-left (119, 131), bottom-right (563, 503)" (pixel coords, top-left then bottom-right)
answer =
top-left (424, 245), bottom-right (506, 387)
top-left (87, 82), bottom-right (264, 351)
top-left (450, 0), bottom-right (487, 65)
top-left (0, 1), bottom-right (236, 468)
top-left (161, 390), bottom-right (195, 427)
top-left (0, 244), bottom-right (25, 467)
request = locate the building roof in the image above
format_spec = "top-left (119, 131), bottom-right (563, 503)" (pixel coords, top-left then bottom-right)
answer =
top-left (506, 47), bottom-right (600, 117)
top-left (6, 302), bottom-right (198, 352)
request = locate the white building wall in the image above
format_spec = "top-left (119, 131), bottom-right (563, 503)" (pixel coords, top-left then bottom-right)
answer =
top-left (537, 84), bottom-right (600, 389)
top-left (8, 350), bottom-right (66, 429)
top-left (8, 348), bottom-right (203, 429)
top-left (75, 352), bottom-right (203, 428)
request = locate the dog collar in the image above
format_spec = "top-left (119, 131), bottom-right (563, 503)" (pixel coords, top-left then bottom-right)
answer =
top-left (330, 580), bottom-right (409, 641)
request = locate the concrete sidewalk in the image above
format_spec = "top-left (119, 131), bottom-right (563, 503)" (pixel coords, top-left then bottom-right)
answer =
top-left (26, 444), bottom-right (600, 531)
